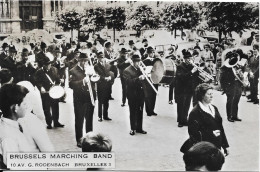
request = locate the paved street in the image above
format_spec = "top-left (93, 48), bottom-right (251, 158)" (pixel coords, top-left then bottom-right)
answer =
top-left (45, 78), bottom-right (259, 171)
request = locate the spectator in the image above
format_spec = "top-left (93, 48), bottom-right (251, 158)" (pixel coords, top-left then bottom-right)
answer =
top-left (201, 44), bottom-right (214, 62)
top-left (0, 84), bottom-right (38, 166)
top-left (81, 132), bottom-right (112, 152)
top-left (183, 141), bottom-right (225, 171)
top-left (181, 83), bottom-right (229, 154)
top-left (247, 31), bottom-right (256, 46)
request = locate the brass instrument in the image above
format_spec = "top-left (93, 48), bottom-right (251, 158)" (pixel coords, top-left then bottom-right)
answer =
top-left (189, 61), bottom-right (215, 82)
top-left (88, 57), bottom-right (100, 82)
top-left (224, 54), bottom-right (249, 87)
top-left (139, 61), bottom-right (159, 94)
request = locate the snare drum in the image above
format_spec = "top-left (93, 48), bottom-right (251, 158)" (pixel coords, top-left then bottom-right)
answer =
top-left (150, 58), bottom-right (176, 85)
top-left (49, 85), bottom-right (66, 99)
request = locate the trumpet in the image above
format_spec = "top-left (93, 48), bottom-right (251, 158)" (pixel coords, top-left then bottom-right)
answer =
top-left (139, 61), bottom-right (159, 94)
top-left (189, 61), bottom-right (214, 82)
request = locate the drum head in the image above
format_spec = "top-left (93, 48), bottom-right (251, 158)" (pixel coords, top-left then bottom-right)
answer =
top-left (151, 58), bottom-right (164, 84)
top-left (49, 86), bottom-right (65, 99)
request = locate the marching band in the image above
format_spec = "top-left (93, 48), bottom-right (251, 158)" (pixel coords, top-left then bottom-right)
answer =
top-left (0, 30), bottom-right (259, 148)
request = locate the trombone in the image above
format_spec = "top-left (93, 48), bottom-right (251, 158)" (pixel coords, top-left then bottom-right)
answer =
top-left (139, 61), bottom-right (159, 94)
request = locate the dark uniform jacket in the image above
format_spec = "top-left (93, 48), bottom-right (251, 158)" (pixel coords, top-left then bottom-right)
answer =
top-left (16, 61), bottom-right (37, 85)
top-left (220, 66), bottom-right (243, 93)
top-left (188, 104), bottom-right (229, 149)
top-left (117, 55), bottom-right (130, 76)
top-left (174, 62), bottom-right (195, 102)
top-left (94, 62), bottom-right (113, 102)
top-left (34, 66), bottom-right (60, 92)
top-left (123, 65), bottom-right (144, 100)
top-left (69, 65), bottom-right (96, 102)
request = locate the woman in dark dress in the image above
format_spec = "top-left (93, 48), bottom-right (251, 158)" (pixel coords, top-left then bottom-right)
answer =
top-left (183, 83), bottom-right (229, 156)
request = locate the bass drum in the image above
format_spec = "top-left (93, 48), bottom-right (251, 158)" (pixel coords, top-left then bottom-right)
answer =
top-left (150, 58), bottom-right (176, 85)
top-left (49, 85), bottom-right (66, 99)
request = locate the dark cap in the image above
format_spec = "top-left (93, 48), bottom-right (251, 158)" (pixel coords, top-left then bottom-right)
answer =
top-left (71, 41), bottom-right (76, 45)
top-left (40, 42), bottom-right (47, 49)
top-left (119, 48), bottom-right (130, 54)
top-left (147, 46), bottom-right (154, 53)
top-left (131, 54), bottom-right (141, 62)
top-left (182, 49), bottom-right (192, 59)
top-left (37, 55), bottom-right (52, 66)
top-left (74, 48), bottom-right (80, 54)
top-left (79, 53), bottom-right (88, 59)
top-left (1, 42), bottom-right (8, 49)
top-left (129, 40), bottom-right (135, 45)
top-left (142, 39), bottom-right (148, 43)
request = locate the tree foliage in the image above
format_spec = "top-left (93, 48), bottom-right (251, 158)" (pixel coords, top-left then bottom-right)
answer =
top-left (206, 2), bottom-right (259, 40)
top-left (162, 2), bottom-right (200, 31)
top-left (106, 7), bottom-right (126, 31)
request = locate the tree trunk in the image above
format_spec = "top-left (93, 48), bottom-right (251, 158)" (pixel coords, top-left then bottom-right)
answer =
top-left (71, 29), bottom-right (73, 43)
top-left (113, 22), bottom-right (115, 42)
top-left (218, 29), bottom-right (222, 43)
top-left (174, 29), bottom-right (177, 38)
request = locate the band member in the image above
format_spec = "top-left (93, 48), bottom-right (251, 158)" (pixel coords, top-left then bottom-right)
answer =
top-left (117, 48), bottom-right (131, 106)
top-left (36, 42), bottom-right (48, 68)
top-left (220, 51), bottom-right (243, 122)
top-left (123, 54), bottom-right (147, 136)
top-left (139, 39), bottom-right (149, 59)
top-left (0, 43), bottom-right (9, 67)
top-left (2, 46), bottom-right (17, 81)
top-left (69, 53), bottom-right (96, 148)
top-left (104, 41), bottom-right (118, 100)
top-left (94, 51), bottom-right (113, 122)
top-left (128, 40), bottom-right (135, 51)
top-left (142, 46), bottom-right (159, 116)
top-left (175, 49), bottom-right (198, 127)
top-left (34, 55), bottom-right (64, 129)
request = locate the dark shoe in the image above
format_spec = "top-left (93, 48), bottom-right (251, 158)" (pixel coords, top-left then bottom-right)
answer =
top-left (247, 99), bottom-right (255, 102)
top-left (136, 130), bottom-right (147, 134)
top-left (47, 125), bottom-right (52, 129)
top-left (121, 103), bottom-right (125, 107)
top-left (178, 124), bottom-right (183, 127)
top-left (77, 142), bottom-right (82, 148)
top-left (147, 114), bottom-right (152, 116)
top-left (168, 100), bottom-right (173, 104)
top-left (254, 99), bottom-right (259, 104)
top-left (54, 123), bottom-right (65, 128)
top-left (232, 117), bottom-right (242, 121)
top-left (98, 118), bottom-right (102, 122)
top-left (228, 118), bottom-right (235, 122)
top-left (109, 97), bottom-right (114, 100)
top-left (152, 113), bottom-right (157, 116)
top-left (129, 130), bottom-right (135, 135)
top-left (104, 117), bottom-right (112, 121)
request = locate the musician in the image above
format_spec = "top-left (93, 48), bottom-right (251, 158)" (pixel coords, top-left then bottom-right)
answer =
top-left (142, 46), bottom-right (159, 116)
top-left (166, 46), bottom-right (177, 104)
top-left (175, 49), bottom-right (199, 127)
top-left (16, 48), bottom-right (37, 85)
top-left (123, 54), bottom-right (147, 135)
top-left (220, 52), bottom-right (243, 122)
top-left (69, 53), bottom-right (96, 148)
top-left (0, 43), bottom-right (8, 67)
top-left (3, 47), bottom-right (19, 84)
top-left (117, 48), bottom-right (131, 106)
top-left (36, 42), bottom-right (48, 68)
top-left (94, 51), bottom-right (113, 122)
top-left (104, 41), bottom-right (117, 100)
top-left (34, 55), bottom-right (64, 129)
top-left (67, 41), bottom-right (78, 61)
